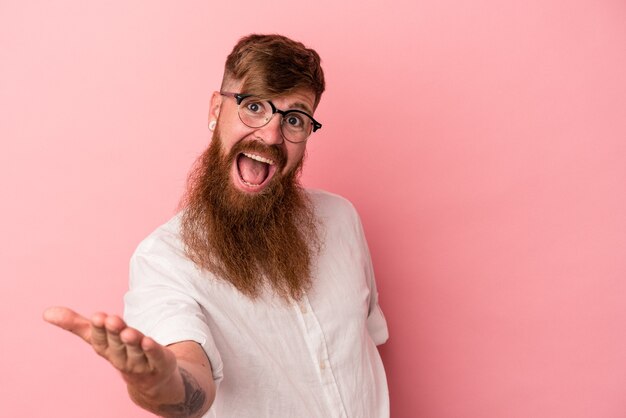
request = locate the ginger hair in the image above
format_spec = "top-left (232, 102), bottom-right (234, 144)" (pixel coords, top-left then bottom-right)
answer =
top-left (221, 34), bottom-right (325, 108)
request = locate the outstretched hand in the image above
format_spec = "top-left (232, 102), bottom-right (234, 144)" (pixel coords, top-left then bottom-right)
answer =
top-left (43, 307), bottom-right (177, 391)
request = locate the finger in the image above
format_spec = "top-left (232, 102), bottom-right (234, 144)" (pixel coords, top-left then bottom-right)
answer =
top-left (43, 307), bottom-right (91, 343)
top-left (104, 316), bottom-right (128, 368)
top-left (120, 328), bottom-right (150, 372)
top-left (142, 336), bottom-right (174, 374)
top-left (90, 312), bottom-right (109, 352)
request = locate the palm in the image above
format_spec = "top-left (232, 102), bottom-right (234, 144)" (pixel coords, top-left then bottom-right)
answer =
top-left (43, 306), bottom-right (177, 387)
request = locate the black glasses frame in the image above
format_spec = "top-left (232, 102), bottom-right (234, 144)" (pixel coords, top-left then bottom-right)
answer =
top-left (220, 91), bottom-right (322, 134)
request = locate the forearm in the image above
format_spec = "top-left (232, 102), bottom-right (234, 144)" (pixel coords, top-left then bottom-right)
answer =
top-left (127, 359), bottom-right (215, 418)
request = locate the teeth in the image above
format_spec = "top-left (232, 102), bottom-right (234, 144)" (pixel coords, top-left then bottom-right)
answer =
top-left (243, 152), bottom-right (275, 166)
top-left (241, 178), bottom-right (260, 187)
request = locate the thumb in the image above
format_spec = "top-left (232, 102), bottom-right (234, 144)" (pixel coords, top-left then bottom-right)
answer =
top-left (43, 306), bottom-right (91, 343)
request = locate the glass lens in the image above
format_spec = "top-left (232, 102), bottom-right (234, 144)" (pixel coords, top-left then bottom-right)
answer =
top-left (239, 97), bottom-right (273, 127)
top-left (281, 111), bottom-right (312, 143)
top-left (236, 95), bottom-right (314, 143)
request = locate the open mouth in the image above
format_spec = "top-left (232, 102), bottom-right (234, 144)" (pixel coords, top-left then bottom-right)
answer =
top-left (235, 152), bottom-right (278, 191)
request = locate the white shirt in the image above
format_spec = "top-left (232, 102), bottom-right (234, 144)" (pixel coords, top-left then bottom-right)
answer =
top-left (124, 190), bottom-right (389, 418)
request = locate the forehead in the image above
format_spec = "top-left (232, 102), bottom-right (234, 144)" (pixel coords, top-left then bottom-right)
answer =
top-left (268, 90), bottom-right (316, 115)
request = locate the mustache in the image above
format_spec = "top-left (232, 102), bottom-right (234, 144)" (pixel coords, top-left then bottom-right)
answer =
top-left (226, 139), bottom-right (287, 169)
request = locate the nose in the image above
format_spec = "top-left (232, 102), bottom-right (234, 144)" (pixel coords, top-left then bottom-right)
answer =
top-left (255, 113), bottom-right (284, 145)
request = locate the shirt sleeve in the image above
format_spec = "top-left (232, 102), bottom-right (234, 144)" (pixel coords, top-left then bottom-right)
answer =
top-left (124, 248), bottom-right (224, 382)
top-left (354, 208), bottom-right (389, 346)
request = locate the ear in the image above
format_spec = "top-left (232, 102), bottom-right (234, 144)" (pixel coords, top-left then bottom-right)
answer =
top-left (208, 91), bottom-right (222, 125)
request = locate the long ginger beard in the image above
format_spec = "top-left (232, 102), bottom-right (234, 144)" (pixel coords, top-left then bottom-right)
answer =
top-left (180, 128), bottom-right (319, 302)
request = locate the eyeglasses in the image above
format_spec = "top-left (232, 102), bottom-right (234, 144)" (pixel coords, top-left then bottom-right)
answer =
top-left (220, 92), bottom-right (322, 143)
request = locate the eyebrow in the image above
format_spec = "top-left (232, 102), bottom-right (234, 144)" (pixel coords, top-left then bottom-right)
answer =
top-left (282, 101), bottom-right (313, 115)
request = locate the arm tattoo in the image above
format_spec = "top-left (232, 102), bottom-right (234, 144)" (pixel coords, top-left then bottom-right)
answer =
top-left (157, 367), bottom-right (207, 418)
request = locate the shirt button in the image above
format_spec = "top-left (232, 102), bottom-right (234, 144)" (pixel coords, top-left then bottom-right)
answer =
top-left (319, 360), bottom-right (326, 370)
top-left (300, 304), bottom-right (308, 314)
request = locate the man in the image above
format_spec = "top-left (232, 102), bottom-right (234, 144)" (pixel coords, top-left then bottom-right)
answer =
top-left (45, 34), bottom-right (388, 418)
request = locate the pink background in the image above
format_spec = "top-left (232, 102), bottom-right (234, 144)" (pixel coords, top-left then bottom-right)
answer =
top-left (2, 1), bottom-right (626, 417)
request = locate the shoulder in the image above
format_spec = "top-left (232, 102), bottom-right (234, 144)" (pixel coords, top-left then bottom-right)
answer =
top-left (132, 213), bottom-right (186, 263)
top-left (306, 188), bottom-right (360, 221)
top-left (128, 213), bottom-right (205, 291)
top-left (305, 189), bottom-right (367, 239)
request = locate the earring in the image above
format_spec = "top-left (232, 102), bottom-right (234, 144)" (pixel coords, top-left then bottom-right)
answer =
top-left (209, 120), bottom-right (217, 131)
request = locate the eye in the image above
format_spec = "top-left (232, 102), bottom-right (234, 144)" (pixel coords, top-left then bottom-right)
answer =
top-left (284, 113), bottom-right (305, 129)
top-left (240, 97), bottom-right (271, 119)
top-left (245, 101), bottom-right (264, 114)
